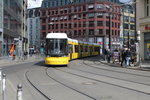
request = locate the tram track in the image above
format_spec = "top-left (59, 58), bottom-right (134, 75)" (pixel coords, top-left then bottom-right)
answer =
top-left (25, 67), bottom-right (97, 100)
top-left (25, 70), bottom-right (52, 100)
top-left (82, 58), bottom-right (150, 78)
top-left (68, 65), bottom-right (150, 87)
top-left (54, 67), bottom-right (150, 95)
top-left (45, 67), bottom-right (97, 100)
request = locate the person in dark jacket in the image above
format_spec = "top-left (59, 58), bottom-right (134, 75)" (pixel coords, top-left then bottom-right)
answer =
top-left (107, 49), bottom-right (111, 63)
top-left (121, 49), bottom-right (126, 67)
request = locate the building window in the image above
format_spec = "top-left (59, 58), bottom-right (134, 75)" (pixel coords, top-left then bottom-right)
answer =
top-left (69, 23), bottom-right (72, 29)
top-left (83, 21), bottom-right (86, 27)
top-left (79, 22), bottom-right (81, 27)
top-left (56, 24), bottom-right (58, 29)
top-left (56, 10), bottom-right (58, 14)
top-left (89, 21), bottom-right (94, 27)
top-left (89, 37), bottom-right (94, 43)
top-left (88, 13), bottom-right (95, 18)
top-left (105, 13), bottom-right (109, 19)
top-left (78, 6), bottom-right (81, 11)
top-left (112, 30), bottom-right (114, 35)
top-left (88, 4), bottom-right (94, 10)
top-left (52, 11), bottom-right (54, 15)
top-left (106, 5), bottom-right (110, 11)
top-left (124, 23), bottom-right (129, 29)
top-left (42, 25), bottom-right (46, 30)
top-left (97, 4), bottom-right (103, 10)
top-left (124, 30), bottom-right (129, 36)
top-left (74, 6), bottom-right (77, 12)
top-left (130, 17), bottom-right (135, 23)
top-left (74, 23), bottom-right (77, 28)
top-left (78, 30), bottom-right (81, 36)
top-left (124, 16), bottom-right (129, 22)
top-left (145, 0), bottom-right (150, 16)
top-left (106, 29), bottom-right (110, 35)
top-left (83, 5), bottom-right (86, 11)
top-left (130, 24), bottom-right (135, 30)
top-left (106, 21), bottom-right (109, 27)
top-left (89, 29), bottom-right (94, 35)
top-left (68, 8), bottom-right (71, 13)
top-left (74, 30), bottom-right (77, 36)
top-left (83, 30), bottom-right (86, 35)
top-left (97, 13), bottom-right (103, 18)
top-left (83, 13), bottom-right (86, 19)
top-left (42, 11), bottom-right (46, 16)
top-left (61, 24), bottom-right (63, 29)
top-left (97, 21), bottom-right (103, 26)
top-left (98, 29), bottom-right (103, 34)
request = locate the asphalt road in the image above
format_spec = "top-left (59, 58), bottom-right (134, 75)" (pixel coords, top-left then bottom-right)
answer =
top-left (1, 56), bottom-right (150, 100)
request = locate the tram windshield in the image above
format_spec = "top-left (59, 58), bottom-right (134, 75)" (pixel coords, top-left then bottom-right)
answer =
top-left (46, 39), bottom-right (68, 57)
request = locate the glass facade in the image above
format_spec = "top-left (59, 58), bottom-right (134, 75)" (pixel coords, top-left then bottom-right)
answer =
top-left (0, 0), bottom-right (27, 57)
top-left (0, 0), bottom-right (3, 56)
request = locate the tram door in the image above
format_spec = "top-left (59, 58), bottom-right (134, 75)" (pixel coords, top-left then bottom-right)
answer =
top-left (80, 45), bottom-right (83, 58)
top-left (69, 44), bottom-right (73, 60)
top-left (90, 46), bottom-right (92, 56)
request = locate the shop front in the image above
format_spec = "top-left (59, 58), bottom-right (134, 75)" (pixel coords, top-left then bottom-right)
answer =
top-left (144, 32), bottom-right (150, 60)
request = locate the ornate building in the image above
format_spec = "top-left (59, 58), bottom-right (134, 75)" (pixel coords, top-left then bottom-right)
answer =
top-left (136, 0), bottom-right (150, 60)
top-left (40, 0), bottom-right (121, 52)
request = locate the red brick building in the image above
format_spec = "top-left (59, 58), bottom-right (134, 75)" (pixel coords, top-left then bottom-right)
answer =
top-left (40, 0), bottom-right (121, 51)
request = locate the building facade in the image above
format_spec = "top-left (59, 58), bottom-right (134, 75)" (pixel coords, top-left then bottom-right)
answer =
top-left (120, 4), bottom-right (135, 49)
top-left (27, 8), bottom-right (41, 49)
top-left (0, 0), bottom-right (27, 57)
top-left (136, 0), bottom-right (150, 60)
top-left (0, 0), bottom-right (3, 56)
top-left (40, 0), bottom-right (121, 52)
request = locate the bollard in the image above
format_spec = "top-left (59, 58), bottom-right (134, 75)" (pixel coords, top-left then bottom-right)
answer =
top-left (17, 84), bottom-right (23, 100)
top-left (2, 74), bottom-right (6, 100)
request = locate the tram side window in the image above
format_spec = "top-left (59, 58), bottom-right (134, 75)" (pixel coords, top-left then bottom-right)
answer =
top-left (95, 47), bottom-right (99, 52)
top-left (85, 46), bottom-right (88, 52)
top-left (80, 46), bottom-right (83, 52)
top-left (68, 44), bottom-right (73, 53)
top-left (75, 45), bottom-right (79, 53)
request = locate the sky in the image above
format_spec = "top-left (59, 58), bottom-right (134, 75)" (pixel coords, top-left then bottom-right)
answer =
top-left (27, 0), bottom-right (132, 9)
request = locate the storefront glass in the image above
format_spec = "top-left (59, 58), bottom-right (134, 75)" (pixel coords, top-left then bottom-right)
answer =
top-left (144, 32), bottom-right (150, 60)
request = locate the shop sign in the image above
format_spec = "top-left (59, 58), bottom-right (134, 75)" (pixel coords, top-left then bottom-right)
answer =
top-left (145, 25), bottom-right (150, 30)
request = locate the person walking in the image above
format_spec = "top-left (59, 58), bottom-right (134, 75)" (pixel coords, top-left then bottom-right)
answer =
top-left (121, 49), bottom-right (126, 67)
top-left (107, 49), bottom-right (111, 63)
top-left (125, 49), bottom-right (131, 66)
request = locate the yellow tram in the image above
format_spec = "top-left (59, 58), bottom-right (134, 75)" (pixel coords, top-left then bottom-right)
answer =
top-left (45, 33), bottom-right (100, 65)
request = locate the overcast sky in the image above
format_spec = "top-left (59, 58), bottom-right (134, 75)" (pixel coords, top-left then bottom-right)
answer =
top-left (27, 0), bottom-right (132, 8)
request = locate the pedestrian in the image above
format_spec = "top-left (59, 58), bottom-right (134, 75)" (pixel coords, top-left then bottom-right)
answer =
top-left (13, 50), bottom-right (16, 60)
top-left (112, 49), bottom-right (119, 64)
top-left (107, 49), bottom-right (111, 63)
top-left (121, 49), bottom-right (126, 67)
top-left (131, 50), bottom-right (137, 66)
top-left (104, 48), bottom-right (107, 61)
top-left (125, 49), bottom-right (131, 66)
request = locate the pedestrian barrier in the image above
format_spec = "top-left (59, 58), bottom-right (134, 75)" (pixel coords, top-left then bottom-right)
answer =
top-left (2, 73), bottom-right (6, 100)
top-left (17, 84), bottom-right (23, 100)
top-left (0, 69), bottom-right (23, 100)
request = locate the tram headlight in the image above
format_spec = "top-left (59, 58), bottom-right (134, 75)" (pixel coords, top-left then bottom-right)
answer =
top-left (46, 55), bottom-right (51, 57)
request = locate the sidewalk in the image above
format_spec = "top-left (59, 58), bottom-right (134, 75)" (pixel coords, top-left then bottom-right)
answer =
top-left (0, 55), bottom-right (44, 67)
top-left (100, 60), bottom-right (150, 71)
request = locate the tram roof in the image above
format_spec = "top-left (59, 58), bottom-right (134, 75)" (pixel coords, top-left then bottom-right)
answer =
top-left (46, 33), bottom-right (68, 39)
